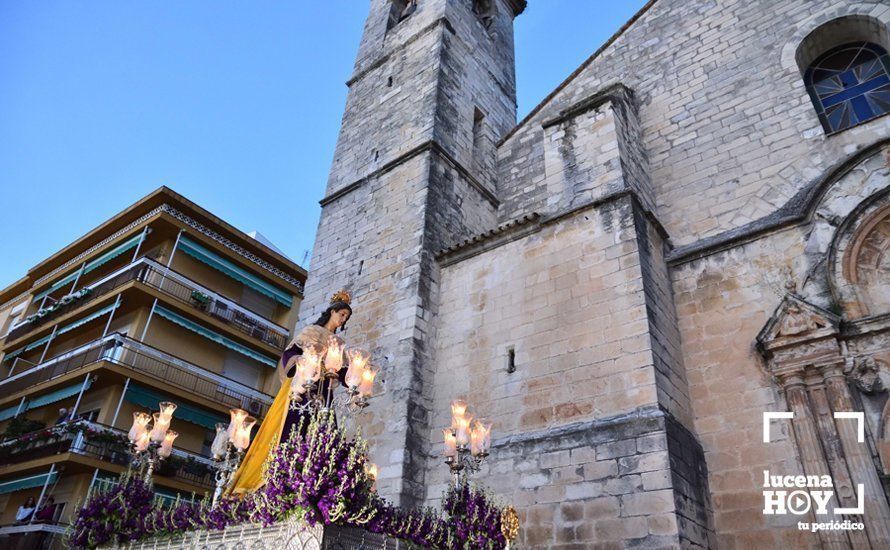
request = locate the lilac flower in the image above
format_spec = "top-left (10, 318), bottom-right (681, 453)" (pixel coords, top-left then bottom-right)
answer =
top-left (71, 412), bottom-right (512, 549)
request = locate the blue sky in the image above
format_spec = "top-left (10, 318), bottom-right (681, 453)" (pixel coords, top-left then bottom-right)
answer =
top-left (0, 1), bottom-right (646, 290)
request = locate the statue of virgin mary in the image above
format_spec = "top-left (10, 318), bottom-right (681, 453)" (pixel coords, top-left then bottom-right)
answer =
top-left (226, 290), bottom-right (353, 496)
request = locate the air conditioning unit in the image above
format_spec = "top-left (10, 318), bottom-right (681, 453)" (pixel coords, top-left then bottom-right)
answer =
top-left (246, 399), bottom-right (262, 416)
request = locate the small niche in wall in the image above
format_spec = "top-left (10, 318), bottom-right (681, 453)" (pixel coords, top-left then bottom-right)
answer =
top-left (387, 0), bottom-right (416, 31)
top-left (506, 346), bottom-right (516, 373)
top-left (472, 0), bottom-right (495, 30)
top-left (472, 107), bottom-right (486, 163)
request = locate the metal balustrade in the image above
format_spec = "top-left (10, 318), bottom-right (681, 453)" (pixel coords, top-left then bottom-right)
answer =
top-left (1, 334), bottom-right (273, 418)
top-left (0, 421), bottom-right (214, 489)
top-left (6, 257), bottom-right (288, 349)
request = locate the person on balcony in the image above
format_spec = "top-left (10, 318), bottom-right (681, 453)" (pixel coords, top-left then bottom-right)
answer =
top-left (54, 408), bottom-right (69, 425)
top-left (15, 497), bottom-right (36, 524)
top-left (34, 496), bottom-right (56, 523)
top-left (226, 290), bottom-right (352, 497)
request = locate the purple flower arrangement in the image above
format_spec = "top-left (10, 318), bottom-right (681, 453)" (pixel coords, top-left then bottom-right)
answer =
top-left (251, 412), bottom-right (378, 527)
top-left (71, 412), bottom-right (513, 549)
top-left (69, 472), bottom-right (155, 548)
top-left (443, 479), bottom-right (508, 549)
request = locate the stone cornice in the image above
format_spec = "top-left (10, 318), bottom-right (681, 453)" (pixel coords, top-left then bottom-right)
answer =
top-left (487, 405), bottom-right (665, 453)
top-left (436, 189), bottom-right (671, 269)
top-left (505, 0), bottom-right (527, 17)
top-left (319, 140), bottom-right (499, 209)
top-left (541, 83), bottom-right (634, 130)
top-left (436, 213), bottom-right (541, 267)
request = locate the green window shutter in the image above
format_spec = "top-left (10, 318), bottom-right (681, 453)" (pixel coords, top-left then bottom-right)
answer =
top-left (56, 303), bottom-right (118, 335)
top-left (23, 334), bottom-right (53, 352)
top-left (31, 232), bottom-right (144, 301)
top-left (153, 306), bottom-right (276, 367)
top-left (82, 234), bottom-right (143, 275)
top-left (0, 471), bottom-right (58, 495)
top-left (179, 236), bottom-right (293, 307)
top-left (25, 379), bottom-right (93, 411)
top-left (32, 271), bottom-right (80, 302)
top-left (0, 405), bottom-right (19, 422)
top-left (124, 384), bottom-right (227, 430)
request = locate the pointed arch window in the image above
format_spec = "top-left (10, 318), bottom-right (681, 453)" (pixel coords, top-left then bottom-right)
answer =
top-left (805, 42), bottom-right (890, 134)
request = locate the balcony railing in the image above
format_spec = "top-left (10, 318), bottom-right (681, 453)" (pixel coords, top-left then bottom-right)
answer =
top-left (2, 334), bottom-right (273, 418)
top-left (6, 263), bottom-right (143, 342)
top-left (6, 258), bottom-right (288, 349)
top-left (138, 259), bottom-right (288, 349)
top-left (0, 421), bottom-right (214, 488)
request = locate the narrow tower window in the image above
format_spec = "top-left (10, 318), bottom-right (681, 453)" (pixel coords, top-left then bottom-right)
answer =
top-left (472, 107), bottom-right (486, 171)
top-left (387, 0), bottom-right (416, 31)
top-left (472, 0), bottom-right (495, 30)
top-left (506, 346), bottom-right (516, 373)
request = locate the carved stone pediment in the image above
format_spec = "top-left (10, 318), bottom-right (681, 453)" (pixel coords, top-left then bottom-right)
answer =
top-left (757, 294), bottom-right (840, 353)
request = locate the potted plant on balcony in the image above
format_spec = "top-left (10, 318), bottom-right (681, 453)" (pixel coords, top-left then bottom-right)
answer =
top-left (190, 290), bottom-right (212, 310)
top-left (1, 417), bottom-right (45, 441)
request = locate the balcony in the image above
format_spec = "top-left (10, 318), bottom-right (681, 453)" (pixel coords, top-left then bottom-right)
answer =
top-left (6, 258), bottom-right (288, 350)
top-left (2, 334), bottom-right (273, 418)
top-left (0, 420), bottom-right (215, 488)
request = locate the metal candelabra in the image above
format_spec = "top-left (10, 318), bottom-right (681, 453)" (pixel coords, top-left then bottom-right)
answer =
top-left (208, 410), bottom-right (256, 507)
top-left (127, 403), bottom-right (179, 484)
top-left (288, 342), bottom-right (377, 419)
top-left (444, 444), bottom-right (489, 486)
top-left (131, 442), bottom-right (164, 483)
top-left (212, 441), bottom-right (245, 507)
top-left (442, 400), bottom-right (492, 487)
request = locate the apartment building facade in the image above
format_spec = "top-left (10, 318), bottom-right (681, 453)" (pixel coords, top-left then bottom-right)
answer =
top-left (0, 187), bottom-right (304, 547)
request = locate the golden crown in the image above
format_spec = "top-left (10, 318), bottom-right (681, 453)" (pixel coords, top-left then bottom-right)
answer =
top-left (330, 289), bottom-right (352, 305)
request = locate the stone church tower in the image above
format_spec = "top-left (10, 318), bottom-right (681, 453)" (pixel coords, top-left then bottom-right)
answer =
top-left (302, 0), bottom-right (890, 547)
top-left (299, 0), bottom-right (524, 508)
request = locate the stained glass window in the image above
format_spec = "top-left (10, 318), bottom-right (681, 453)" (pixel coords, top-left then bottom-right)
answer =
top-left (805, 42), bottom-right (890, 134)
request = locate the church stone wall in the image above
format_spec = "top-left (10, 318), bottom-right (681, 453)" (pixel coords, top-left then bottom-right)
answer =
top-left (671, 143), bottom-right (890, 548)
top-left (302, 155), bottom-right (433, 505)
top-left (634, 205), bottom-right (693, 431)
top-left (303, 0), bottom-right (890, 546)
top-left (324, 26), bottom-right (441, 194)
top-left (428, 195), bottom-right (711, 547)
top-left (672, 227), bottom-right (811, 548)
top-left (497, 0), bottom-right (890, 245)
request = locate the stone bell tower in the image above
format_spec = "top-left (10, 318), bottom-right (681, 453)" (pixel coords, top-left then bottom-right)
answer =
top-left (299, 0), bottom-right (526, 507)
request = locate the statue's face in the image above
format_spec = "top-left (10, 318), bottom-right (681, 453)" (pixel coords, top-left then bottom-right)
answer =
top-left (330, 308), bottom-right (351, 330)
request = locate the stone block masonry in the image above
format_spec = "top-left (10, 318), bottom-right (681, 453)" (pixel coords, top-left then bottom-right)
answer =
top-left (301, 0), bottom-right (522, 508)
top-left (423, 405), bottom-right (708, 548)
top-left (428, 193), bottom-right (714, 546)
top-left (300, 0), bottom-right (890, 547)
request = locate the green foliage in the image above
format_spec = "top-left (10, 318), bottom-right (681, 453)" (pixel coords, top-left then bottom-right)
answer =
top-left (1, 416), bottom-right (45, 439)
